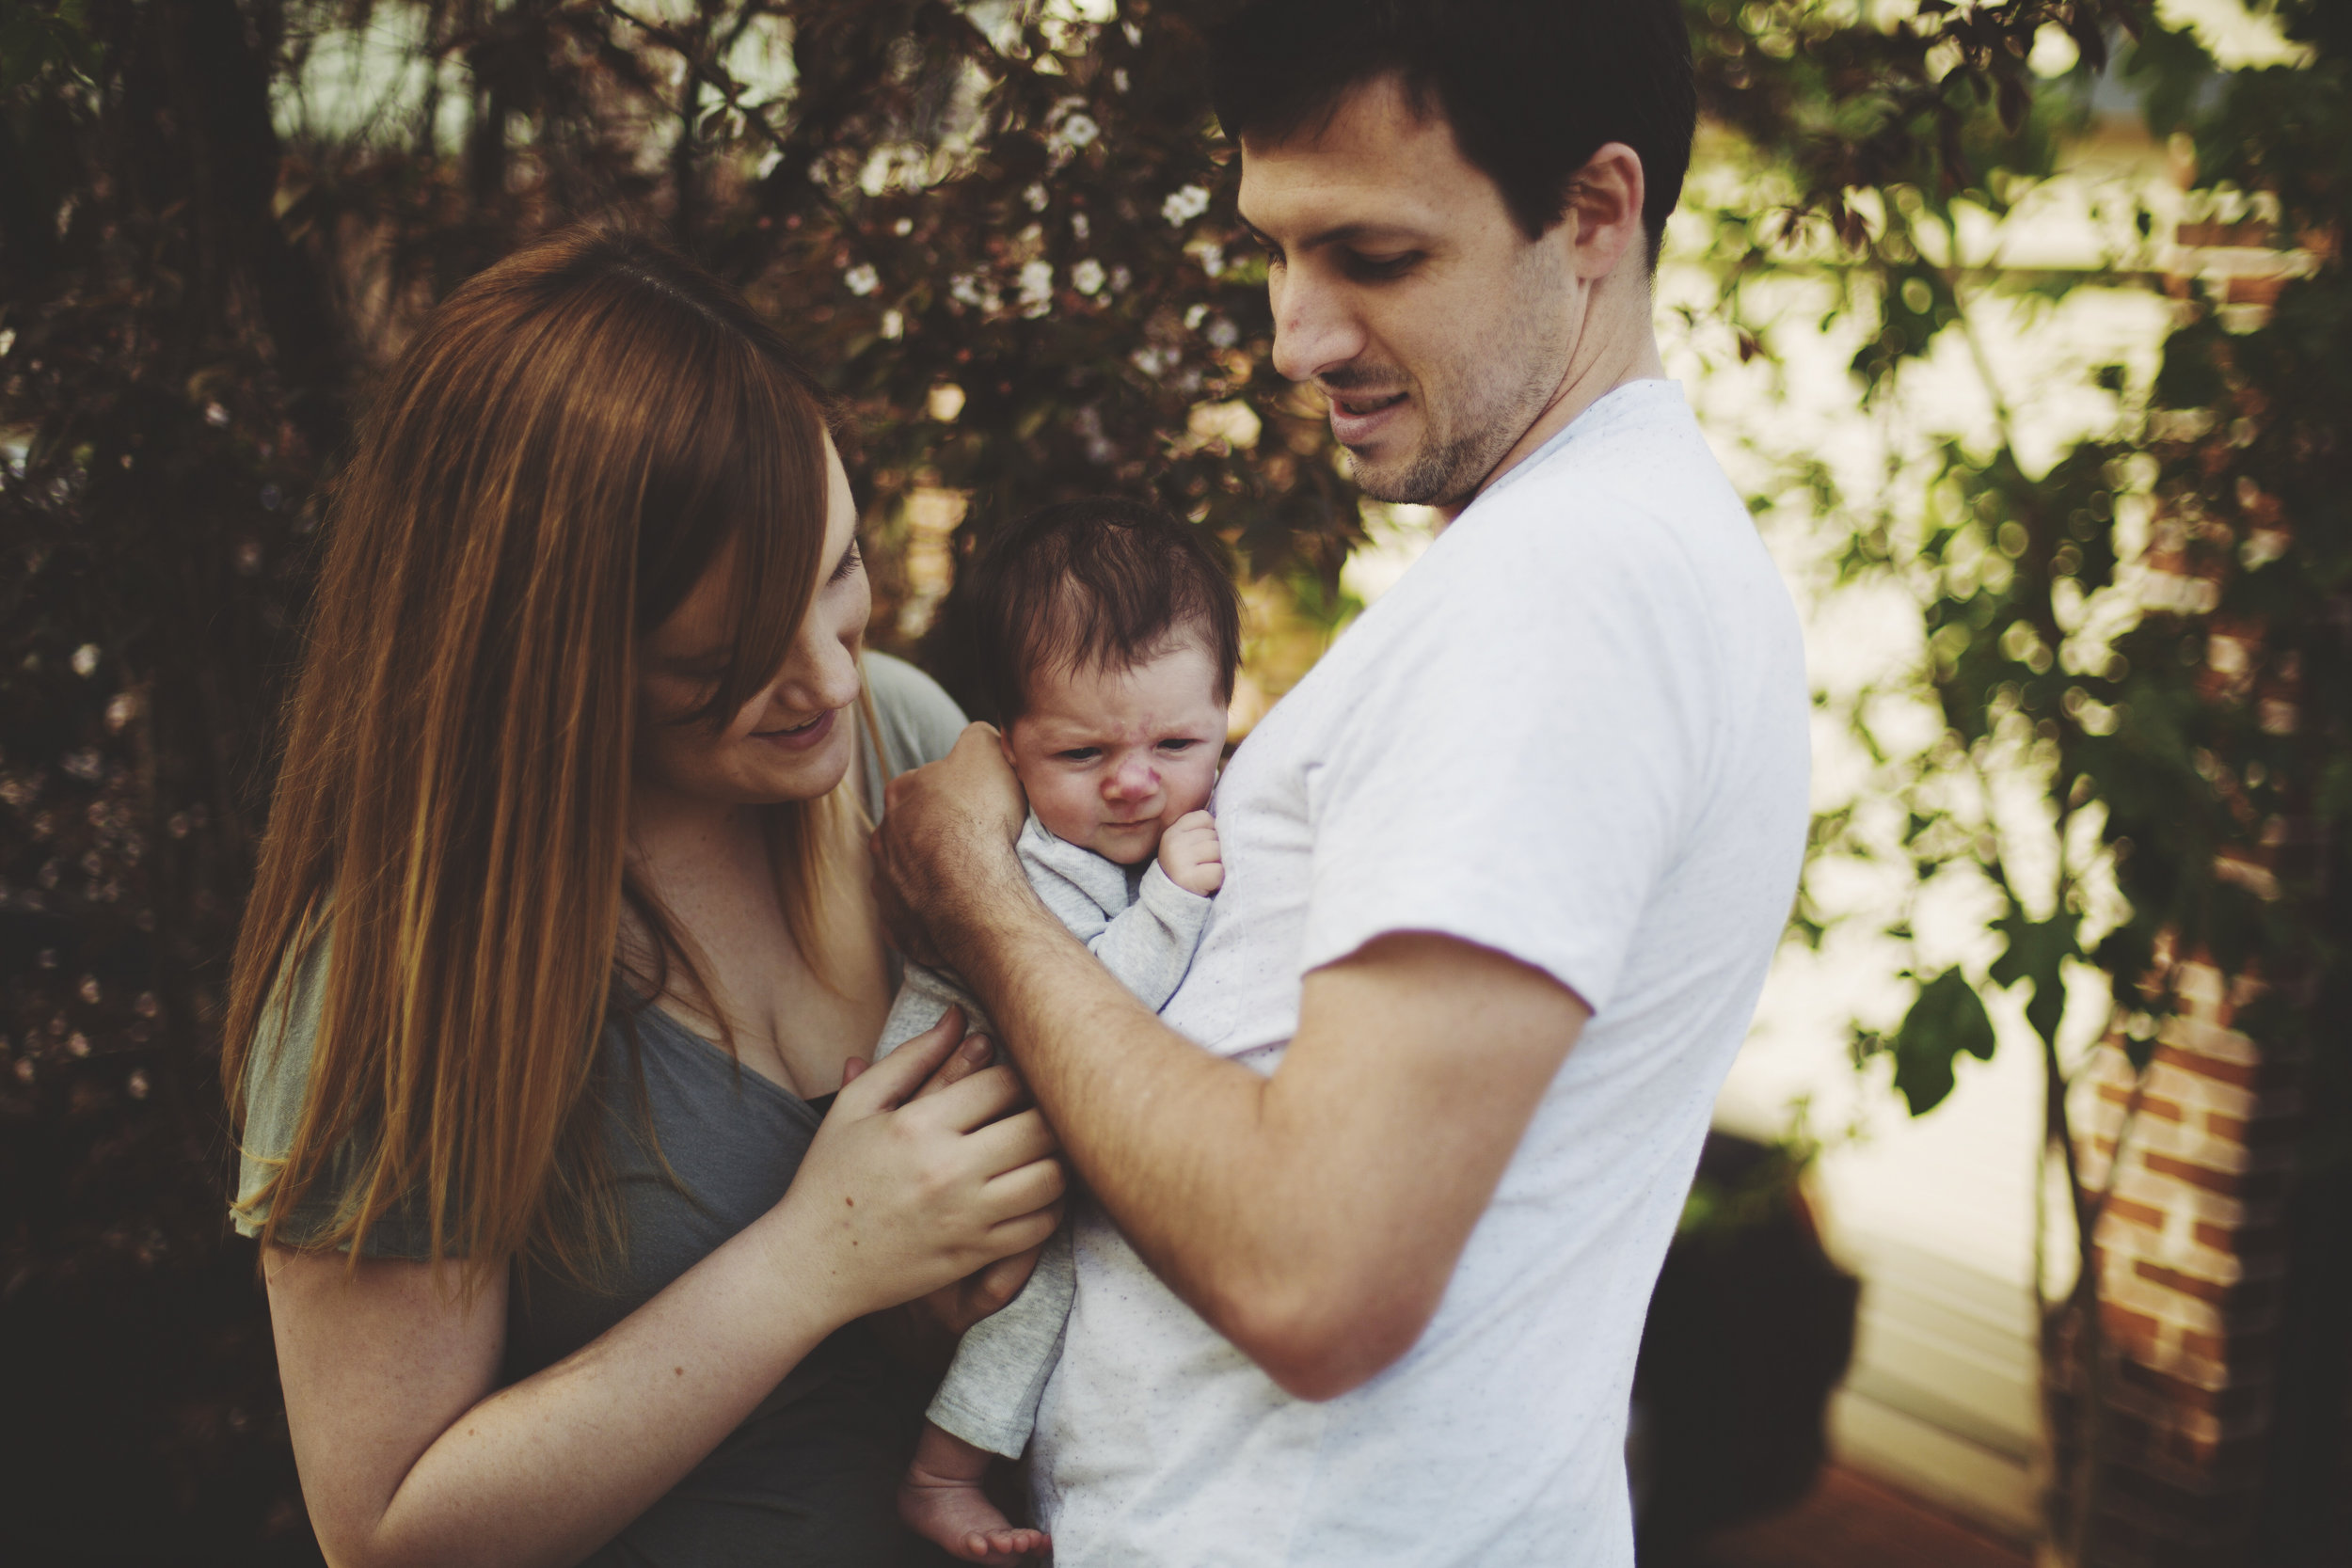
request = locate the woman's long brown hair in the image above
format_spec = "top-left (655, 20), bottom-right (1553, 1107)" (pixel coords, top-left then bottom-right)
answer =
top-left (224, 223), bottom-right (853, 1283)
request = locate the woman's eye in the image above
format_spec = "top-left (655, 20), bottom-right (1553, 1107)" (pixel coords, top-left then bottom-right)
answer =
top-left (826, 542), bottom-right (865, 585)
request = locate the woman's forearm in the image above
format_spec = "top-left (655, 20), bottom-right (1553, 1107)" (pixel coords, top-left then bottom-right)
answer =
top-left (279, 1025), bottom-right (1057, 1568)
top-left (281, 1199), bottom-right (853, 1568)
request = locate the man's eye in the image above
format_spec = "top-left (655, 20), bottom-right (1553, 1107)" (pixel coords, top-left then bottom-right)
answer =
top-left (1347, 252), bottom-right (1417, 279)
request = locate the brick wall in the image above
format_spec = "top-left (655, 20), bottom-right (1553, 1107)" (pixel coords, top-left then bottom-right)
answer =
top-left (2061, 961), bottom-right (2305, 1566)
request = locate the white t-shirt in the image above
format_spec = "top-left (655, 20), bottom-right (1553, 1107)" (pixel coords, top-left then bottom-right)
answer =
top-left (1026, 380), bottom-right (1810, 1566)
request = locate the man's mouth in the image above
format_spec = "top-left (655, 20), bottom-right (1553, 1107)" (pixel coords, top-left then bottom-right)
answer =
top-left (1329, 390), bottom-right (1406, 418)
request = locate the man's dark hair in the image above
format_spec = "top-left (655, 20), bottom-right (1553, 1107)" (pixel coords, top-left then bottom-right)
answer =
top-left (1209, 0), bottom-right (1696, 267)
top-left (931, 499), bottom-right (1244, 730)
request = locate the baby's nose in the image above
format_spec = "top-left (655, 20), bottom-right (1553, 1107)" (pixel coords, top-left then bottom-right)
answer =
top-left (1104, 756), bottom-right (1159, 799)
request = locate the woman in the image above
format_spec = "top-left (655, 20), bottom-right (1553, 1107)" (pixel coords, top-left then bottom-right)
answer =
top-left (223, 226), bottom-right (1059, 1567)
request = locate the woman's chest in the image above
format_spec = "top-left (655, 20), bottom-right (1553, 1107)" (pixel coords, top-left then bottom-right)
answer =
top-left (654, 860), bottom-right (891, 1099)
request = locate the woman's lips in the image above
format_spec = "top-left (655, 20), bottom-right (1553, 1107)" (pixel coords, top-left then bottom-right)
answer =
top-left (1327, 389), bottom-right (1407, 447)
top-left (751, 706), bottom-right (836, 752)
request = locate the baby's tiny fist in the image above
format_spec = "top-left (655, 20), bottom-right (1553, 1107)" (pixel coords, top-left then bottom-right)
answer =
top-left (1158, 811), bottom-right (1223, 896)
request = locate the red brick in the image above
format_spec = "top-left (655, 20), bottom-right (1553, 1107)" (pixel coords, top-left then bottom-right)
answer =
top-left (2153, 1043), bottom-right (2264, 1090)
top-left (2102, 1301), bottom-right (2167, 1357)
top-left (2142, 1151), bottom-right (2286, 1201)
top-left (2107, 1194), bottom-right (2169, 1231)
top-left (2225, 274), bottom-right (2286, 308)
top-left (2191, 1219), bottom-right (2286, 1256)
top-left (2101, 1082), bottom-right (2188, 1120)
top-left (2174, 219), bottom-right (2277, 247)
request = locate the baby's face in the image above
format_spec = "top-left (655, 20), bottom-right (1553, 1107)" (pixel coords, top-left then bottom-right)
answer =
top-left (1002, 636), bottom-right (1227, 864)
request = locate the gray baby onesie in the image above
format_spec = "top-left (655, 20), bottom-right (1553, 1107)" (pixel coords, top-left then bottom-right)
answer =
top-left (874, 811), bottom-right (1212, 1458)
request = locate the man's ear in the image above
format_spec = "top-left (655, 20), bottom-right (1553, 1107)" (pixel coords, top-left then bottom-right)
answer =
top-left (1561, 141), bottom-right (1647, 282)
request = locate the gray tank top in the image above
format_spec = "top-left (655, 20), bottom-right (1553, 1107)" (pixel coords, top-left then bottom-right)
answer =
top-left (230, 654), bottom-right (969, 1565)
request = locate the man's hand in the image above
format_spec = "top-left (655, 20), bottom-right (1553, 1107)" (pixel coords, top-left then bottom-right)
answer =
top-left (1157, 810), bottom-right (1223, 896)
top-left (873, 722), bottom-right (1030, 971)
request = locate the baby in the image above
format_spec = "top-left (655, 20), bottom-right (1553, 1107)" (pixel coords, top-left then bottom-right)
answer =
top-left (874, 497), bottom-right (1241, 1566)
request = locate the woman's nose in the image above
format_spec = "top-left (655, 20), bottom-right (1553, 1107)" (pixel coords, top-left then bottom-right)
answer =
top-left (777, 623), bottom-right (862, 713)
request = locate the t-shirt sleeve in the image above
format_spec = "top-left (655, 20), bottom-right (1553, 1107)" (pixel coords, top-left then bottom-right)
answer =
top-left (863, 650), bottom-right (969, 782)
top-left (231, 933), bottom-right (440, 1259)
top-left (1298, 505), bottom-right (1717, 1018)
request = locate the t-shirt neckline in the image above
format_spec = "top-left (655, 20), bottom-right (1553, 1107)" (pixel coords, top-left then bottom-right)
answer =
top-left (1472, 376), bottom-right (1683, 512)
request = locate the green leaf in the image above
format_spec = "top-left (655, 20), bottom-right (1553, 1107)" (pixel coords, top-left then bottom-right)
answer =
top-left (1988, 907), bottom-right (2079, 1052)
top-left (1889, 969), bottom-right (1997, 1117)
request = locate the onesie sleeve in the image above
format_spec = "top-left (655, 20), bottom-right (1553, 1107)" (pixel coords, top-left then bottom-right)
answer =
top-left (1083, 863), bottom-right (1212, 1014)
top-left (1298, 494), bottom-right (1719, 1019)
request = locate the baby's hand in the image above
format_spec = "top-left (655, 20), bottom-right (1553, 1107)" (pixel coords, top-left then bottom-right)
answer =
top-left (1158, 810), bottom-right (1223, 896)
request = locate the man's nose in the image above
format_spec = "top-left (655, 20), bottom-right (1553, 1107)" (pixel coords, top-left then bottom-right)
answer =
top-left (1268, 266), bottom-right (1365, 384)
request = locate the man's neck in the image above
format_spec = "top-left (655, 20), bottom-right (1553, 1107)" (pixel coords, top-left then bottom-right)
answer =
top-left (1437, 286), bottom-right (1668, 527)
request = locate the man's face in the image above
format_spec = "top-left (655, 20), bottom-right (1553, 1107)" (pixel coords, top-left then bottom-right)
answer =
top-left (1238, 74), bottom-right (1579, 509)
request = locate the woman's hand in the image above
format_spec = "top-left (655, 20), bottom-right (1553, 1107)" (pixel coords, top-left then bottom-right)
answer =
top-left (779, 1010), bottom-right (1063, 1324)
top-left (846, 1013), bottom-right (1058, 1365)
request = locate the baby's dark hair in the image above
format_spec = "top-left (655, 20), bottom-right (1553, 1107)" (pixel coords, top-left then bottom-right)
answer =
top-left (934, 499), bottom-right (1243, 730)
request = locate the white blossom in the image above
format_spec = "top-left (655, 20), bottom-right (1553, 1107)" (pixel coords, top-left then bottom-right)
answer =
top-left (1161, 184), bottom-right (1211, 227)
top-left (844, 263), bottom-right (880, 297)
top-left (1072, 258), bottom-right (1106, 296)
top-left (1018, 260), bottom-right (1055, 316)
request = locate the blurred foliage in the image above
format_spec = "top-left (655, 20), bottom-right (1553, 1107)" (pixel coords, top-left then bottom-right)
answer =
top-left (1, 0), bottom-right (2344, 1560)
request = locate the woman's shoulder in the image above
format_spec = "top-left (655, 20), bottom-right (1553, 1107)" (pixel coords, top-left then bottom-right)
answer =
top-left (862, 650), bottom-right (966, 776)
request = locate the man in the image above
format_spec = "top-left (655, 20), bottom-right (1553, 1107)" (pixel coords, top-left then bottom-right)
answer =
top-left (874, 2), bottom-right (1809, 1562)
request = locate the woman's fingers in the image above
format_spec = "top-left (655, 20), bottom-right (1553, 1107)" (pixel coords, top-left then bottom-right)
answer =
top-left (838, 1006), bottom-right (965, 1112)
top-left (917, 1060), bottom-right (1034, 1133)
top-left (980, 1153), bottom-right (1067, 1219)
top-left (961, 1106), bottom-right (1060, 1178)
top-left (912, 1029), bottom-right (993, 1101)
top-left (983, 1202), bottom-right (1063, 1258)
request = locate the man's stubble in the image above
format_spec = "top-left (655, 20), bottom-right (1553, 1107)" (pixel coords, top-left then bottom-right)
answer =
top-left (1350, 249), bottom-right (1579, 510)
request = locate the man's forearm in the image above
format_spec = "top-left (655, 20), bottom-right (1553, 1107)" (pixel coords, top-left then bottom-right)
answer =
top-left (955, 894), bottom-right (1288, 1336)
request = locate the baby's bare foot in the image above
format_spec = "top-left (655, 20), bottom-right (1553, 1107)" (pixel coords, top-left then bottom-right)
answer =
top-left (898, 1468), bottom-right (1049, 1566)
top-left (899, 1423), bottom-right (1049, 1566)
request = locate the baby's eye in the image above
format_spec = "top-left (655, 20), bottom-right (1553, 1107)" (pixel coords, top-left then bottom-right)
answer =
top-left (1056, 748), bottom-right (1101, 763)
top-left (1158, 738), bottom-right (1200, 752)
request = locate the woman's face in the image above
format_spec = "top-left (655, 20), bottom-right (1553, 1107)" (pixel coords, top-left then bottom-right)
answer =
top-left (635, 439), bottom-right (869, 808)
